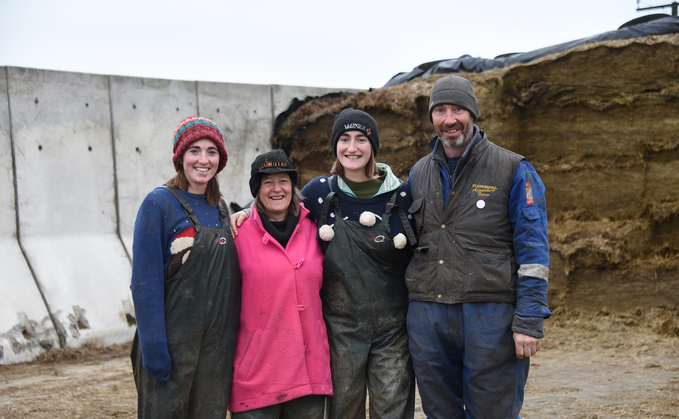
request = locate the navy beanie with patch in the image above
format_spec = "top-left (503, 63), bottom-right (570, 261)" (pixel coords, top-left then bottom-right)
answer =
top-left (330, 108), bottom-right (379, 157)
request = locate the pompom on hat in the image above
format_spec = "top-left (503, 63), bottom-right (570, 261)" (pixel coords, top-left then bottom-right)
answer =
top-left (172, 117), bottom-right (228, 173)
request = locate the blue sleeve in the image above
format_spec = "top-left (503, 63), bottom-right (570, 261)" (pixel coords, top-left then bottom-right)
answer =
top-left (508, 160), bottom-right (551, 325)
top-left (131, 196), bottom-right (171, 386)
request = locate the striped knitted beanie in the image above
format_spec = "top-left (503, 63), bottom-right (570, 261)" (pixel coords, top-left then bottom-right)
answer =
top-left (172, 117), bottom-right (228, 173)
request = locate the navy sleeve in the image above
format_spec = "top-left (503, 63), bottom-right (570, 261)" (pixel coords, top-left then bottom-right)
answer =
top-left (301, 176), bottom-right (331, 224)
top-left (131, 196), bottom-right (171, 386)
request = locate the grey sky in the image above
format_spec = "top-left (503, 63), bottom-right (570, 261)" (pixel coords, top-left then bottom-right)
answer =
top-left (0, 0), bottom-right (668, 89)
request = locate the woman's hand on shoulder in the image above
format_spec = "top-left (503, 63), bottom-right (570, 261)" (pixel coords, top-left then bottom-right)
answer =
top-left (229, 209), bottom-right (251, 237)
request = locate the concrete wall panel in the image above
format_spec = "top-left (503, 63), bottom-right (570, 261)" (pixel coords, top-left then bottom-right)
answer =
top-left (199, 82), bottom-right (273, 209)
top-left (7, 67), bottom-right (134, 348)
top-left (110, 76), bottom-right (198, 253)
top-left (0, 66), bottom-right (350, 363)
top-left (0, 67), bottom-right (58, 364)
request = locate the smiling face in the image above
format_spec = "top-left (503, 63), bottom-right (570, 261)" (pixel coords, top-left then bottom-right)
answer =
top-left (336, 130), bottom-right (373, 181)
top-left (431, 104), bottom-right (475, 158)
top-left (258, 172), bottom-right (293, 221)
top-left (182, 138), bottom-right (220, 194)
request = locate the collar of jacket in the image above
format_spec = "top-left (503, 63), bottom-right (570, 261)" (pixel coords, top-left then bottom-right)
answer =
top-left (337, 162), bottom-right (402, 198)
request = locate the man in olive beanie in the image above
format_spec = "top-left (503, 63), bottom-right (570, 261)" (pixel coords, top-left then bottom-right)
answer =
top-left (428, 75), bottom-right (479, 122)
top-left (405, 74), bottom-right (551, 419)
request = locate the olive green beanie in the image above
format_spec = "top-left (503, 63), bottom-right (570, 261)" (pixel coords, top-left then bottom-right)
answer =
top-left (428, 75), bottom-right (479, 122)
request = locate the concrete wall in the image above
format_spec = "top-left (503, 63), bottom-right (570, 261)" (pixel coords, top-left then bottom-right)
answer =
top-left (0, 66), bottom-right (351, 364)
top-left (0, 67), bottom-right (60, 364)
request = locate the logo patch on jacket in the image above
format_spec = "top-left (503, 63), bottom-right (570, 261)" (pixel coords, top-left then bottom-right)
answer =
top-left (525, 182), bottom-right (534, 205)
top-left (370, 235), bottom-right (386, 243)
top-left (472, 184), bottom-right (497, 197)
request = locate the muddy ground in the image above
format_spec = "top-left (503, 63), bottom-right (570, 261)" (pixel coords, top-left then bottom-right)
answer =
top-left (1, 308), bottom-right (678, 419)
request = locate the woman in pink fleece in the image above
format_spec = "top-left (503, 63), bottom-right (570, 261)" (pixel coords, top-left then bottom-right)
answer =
top-left (229, 149), bottom-right (332, 418)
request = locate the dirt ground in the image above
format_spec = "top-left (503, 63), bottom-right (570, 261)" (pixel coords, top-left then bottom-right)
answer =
top-left (1, 308), bottom-right (677, 419)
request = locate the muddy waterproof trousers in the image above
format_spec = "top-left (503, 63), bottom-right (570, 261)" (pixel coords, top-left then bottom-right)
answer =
top-left (319, 190), bottom-right (415, 419)
top-left (132, 188), bottom-right (241, 419)
top-left (407, 301), bottom-right (529, 419)
top-left (324, 318), bottom-right (415, 419)
top-left (231, 395), bottom-right (326, 419)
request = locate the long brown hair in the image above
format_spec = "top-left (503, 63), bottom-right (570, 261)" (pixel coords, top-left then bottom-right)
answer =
top-left (166, 170), bottom-right (222, 206)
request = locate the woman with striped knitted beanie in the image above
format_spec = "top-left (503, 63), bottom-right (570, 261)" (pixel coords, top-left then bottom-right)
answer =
top-left (130, 117), bottom-right (242, 418)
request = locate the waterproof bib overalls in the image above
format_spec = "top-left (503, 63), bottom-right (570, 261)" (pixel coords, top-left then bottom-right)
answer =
top-left (132, 187), bottom-right (242, 419)
top-left (319, 184), bottom-right (415, 419)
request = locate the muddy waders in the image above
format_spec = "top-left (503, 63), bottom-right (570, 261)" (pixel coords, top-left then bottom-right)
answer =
top-left (132, 187), bottom-right (241, 419)
top-left (319, 188), bottom-right (415, 419)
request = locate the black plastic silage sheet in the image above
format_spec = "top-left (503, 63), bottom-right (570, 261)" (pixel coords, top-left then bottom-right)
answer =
top-left (384, 16), bottom-right (679, 87)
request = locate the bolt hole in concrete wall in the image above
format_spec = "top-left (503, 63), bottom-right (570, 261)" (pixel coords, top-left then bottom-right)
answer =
top-left (0, 65), bottom-right (357, 364)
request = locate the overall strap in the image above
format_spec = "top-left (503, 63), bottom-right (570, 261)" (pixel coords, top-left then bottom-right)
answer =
top-left (218, 198), bottom-right (229, 223)
top-left (383, 185), bottom-right (400, 215)
top-left (386, 184), bottom-right (417, 246)
top-left (318, 176), bottom-right (343, 224)
top-left (394, 206), bottom-right (417, 246)
top-left (318, 192), bottom-right (340, 226)
top-left (161, 186), bottom-right (201, 228)
top-left (316, 177), bottom-right (340, 252)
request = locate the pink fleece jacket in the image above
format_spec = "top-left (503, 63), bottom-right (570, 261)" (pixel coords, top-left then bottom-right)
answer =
top-left (228, 205), bottom-right (332, 413)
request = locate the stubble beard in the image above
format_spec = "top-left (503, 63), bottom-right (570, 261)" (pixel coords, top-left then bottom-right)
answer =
top-left (438, 121), bottom-right (474, 155)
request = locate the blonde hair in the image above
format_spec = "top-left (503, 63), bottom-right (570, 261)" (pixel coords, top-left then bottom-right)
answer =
top-left (330, 152), bottom-right (379, 178)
